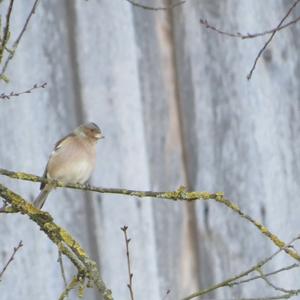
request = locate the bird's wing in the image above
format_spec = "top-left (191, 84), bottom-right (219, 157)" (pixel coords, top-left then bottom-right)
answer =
top-left (40, 163), bottom-right (48, 190)
top-left (53, 133), bottom-right (76, 151)
top-left (40, 133), bottom-right (76, 190)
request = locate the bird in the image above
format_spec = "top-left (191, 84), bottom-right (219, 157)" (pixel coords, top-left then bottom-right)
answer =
top-left (33, 122), bottom-right (104, 209)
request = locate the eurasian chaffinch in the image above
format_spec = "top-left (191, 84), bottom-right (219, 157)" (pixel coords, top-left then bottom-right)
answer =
top-left (33, 122), bottom-right (104, 209)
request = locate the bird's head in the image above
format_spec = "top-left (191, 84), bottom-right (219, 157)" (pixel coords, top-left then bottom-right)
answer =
top-left (75, 122), bottom-right (104, 141)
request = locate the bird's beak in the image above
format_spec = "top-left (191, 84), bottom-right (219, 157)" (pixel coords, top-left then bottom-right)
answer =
top-left (95, 133), bottom-right (104, 139)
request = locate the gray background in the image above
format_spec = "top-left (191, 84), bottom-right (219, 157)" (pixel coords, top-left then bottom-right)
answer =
top-left (0, 0), bottom-right (300, 299)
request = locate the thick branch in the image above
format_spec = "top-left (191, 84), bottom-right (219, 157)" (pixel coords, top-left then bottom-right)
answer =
top-left (0, 182), bottom-right (113, 300)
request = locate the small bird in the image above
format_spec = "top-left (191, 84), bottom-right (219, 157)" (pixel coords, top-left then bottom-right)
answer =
top-left (33, 122), bottom-right (104, 209)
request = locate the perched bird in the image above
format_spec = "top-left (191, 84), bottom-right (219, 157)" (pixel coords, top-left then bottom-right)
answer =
top-left (33, 122), bottom-right (104, 209)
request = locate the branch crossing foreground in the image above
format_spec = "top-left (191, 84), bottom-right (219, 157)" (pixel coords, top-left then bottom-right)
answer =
top-left (0, 168), bottom-right (300, 299)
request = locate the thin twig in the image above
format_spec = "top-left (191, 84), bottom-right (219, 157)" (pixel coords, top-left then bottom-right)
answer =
top-left (0, 0), bottom-right (14, 63)
top-left (58, 251), bottom-right (68, 289)
top-left (182, 235), bottom-right (300, 300)
top-left (125, 0), bottom-right (185, 11)
top-left (0, 168), bottom-right (300, 262)
top-left (58, 276), bottom-right (79, 300)
top-left (0, 82), bottom-right (47, 100)
top-left (121, 226), bottom-right (135, 300)
top-left (0, 0), bottom-right (40, 81)
top-left (239, 295), bottom-right (296, 300)
top-left (257, 267), bottom-right (300, 295)
top-left (230, 263), bottom-right (299, 286)
top-left (247, 0), bottom-right (300, 80)
top-left (199, 15), bottom-right (300, 40)
top-left (0, 240), bottom-right (23, 280)
top-left (0, 204), bottom-right (17, 213)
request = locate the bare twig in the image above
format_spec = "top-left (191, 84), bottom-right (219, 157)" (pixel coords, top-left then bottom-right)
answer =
top-left (230, 263), bottom-right (300, 286)
top-left (58, 251), bottom-right (68, 289)
top-left (200, 1), bottom-right (300, 80)
top-left (182, 235), bottom-right (300, 300)
top-left (0, 82), bottom-right (47, 100)
top-left (125, 0), bottom-right (185, 11)
top-left (0, 240), bottom-right (23, 280)
top-left (239, 295), bottom-right (297, 300)
top-left (247, 0), bottom-right (300, 80)
top-left (121, 226), bottom-right (135, 300)
top-left (0, 168), bottom-right (300, 262)
top-left (0, 0), bottom-right (14, 63)
top-left (257, 267), bottom-right (300, 295)
top-left (0, 0), bottom-right (40, 81)
top-left (200, 16), bottom-right (300, 40)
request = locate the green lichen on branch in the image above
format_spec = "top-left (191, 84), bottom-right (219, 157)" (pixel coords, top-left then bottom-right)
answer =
top-left (58, 272), bottom-right (88, 300)
top-left (214, 192), bottom-right (300, 261)
top-left (0, 182), bottom-right (113, 300)
top-left (1, 167), bottom-right (300, 263)
top-left (0, 168), bottom-right (218, 201)
top-left (0, 0), bottom-right (13, 64)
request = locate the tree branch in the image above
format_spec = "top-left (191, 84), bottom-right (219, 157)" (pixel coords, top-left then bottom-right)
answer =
top-left (239, 295), bottom-right (297, 300)
top-left (182, 235), bottom-right (300, 300)
top-left (230, 263), bottom-right (299, 286)
top-left (121, 226), bottom-right (135, 300)
top-left (199, 0), bottom-right (300, 80)
top-left (0, 182), bottom-right (113, 300)
top-left (125, 0), bottom-right (185, 11)
top-left (257, 267), bottom-right (300, 296)
top-left (0, 0), bottom-right (40, 82)
top-left (247, 0), bottom-right (300, 80)
top-left (0, 168), bottom-right (299, 262)
top-left (0, 82), bottom-right (47, 100)
top-left (0, 0), bottom-right (14, 64)
top-left (199, 15), bottom-right (300, 40)
top-left (58, 251), bottom-right (68, 289)
top-left (58, 276), bottom-right (79, 300)
top-left (0, 240), bottom-right (23, 280)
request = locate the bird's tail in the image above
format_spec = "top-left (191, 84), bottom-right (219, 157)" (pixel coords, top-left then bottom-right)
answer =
top-left (33, 185), bottom-right (52, 209)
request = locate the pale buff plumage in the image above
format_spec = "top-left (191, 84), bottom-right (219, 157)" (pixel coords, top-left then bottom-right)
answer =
top-left (33, 122), bottom-right (104, 209)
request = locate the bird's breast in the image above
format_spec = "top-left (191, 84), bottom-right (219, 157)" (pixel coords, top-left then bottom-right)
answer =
top-left (47, 138), bottom-right (96, 184)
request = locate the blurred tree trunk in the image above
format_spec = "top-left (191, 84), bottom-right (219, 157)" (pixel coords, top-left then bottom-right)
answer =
top-left (1, 0), bottom-right (300, 299)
